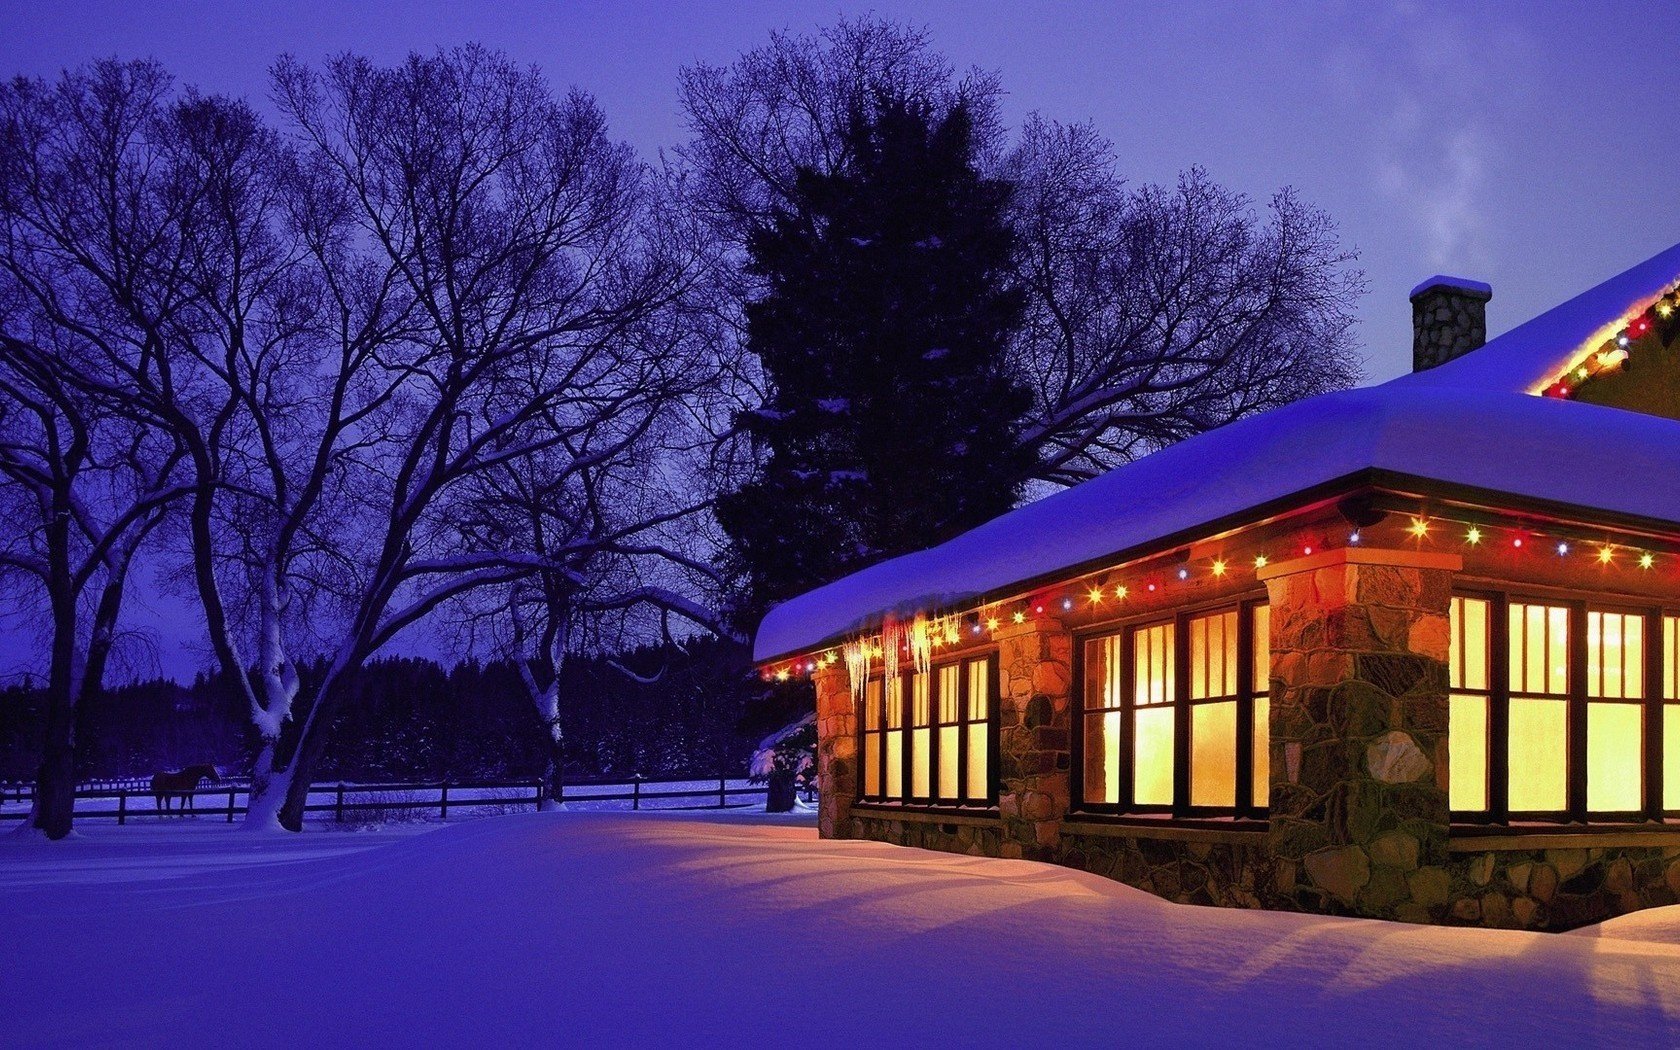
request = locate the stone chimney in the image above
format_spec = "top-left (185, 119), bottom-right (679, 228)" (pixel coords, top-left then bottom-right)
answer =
top-left (1410, 276), bottom-right (1492, 371)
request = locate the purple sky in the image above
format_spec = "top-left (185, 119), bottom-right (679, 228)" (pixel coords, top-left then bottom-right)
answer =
top-left (3, 0), bottom-right (1678, 682)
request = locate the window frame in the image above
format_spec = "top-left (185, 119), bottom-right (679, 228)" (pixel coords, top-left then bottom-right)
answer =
top-left (1072, 595), bottom-right (1270, 821)
top-left (855, 652), bottom-right (999, 809)
top-left (1451, 587), bottom-right (1667, 826)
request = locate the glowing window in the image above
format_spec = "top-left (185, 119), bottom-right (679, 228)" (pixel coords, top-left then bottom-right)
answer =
top-left (1667, 617), bottom-right (1680, 813)
top-left (1508, 697), bottom-right (1568, 812)
top-left (1506, 602), bottom-right (1569, 813)
top-left (936, 664), bottom-right (961, 801)
top-left (1132, 622), bottom-right (1175, 806)
top-left (1586, 610), bottom-right (1644, 813)
top-left (862, 678), bottom-right (883, 798)
top-left (910, 672), bottom-right (931, 799)
top-left (1081, 635), bottom-right (1124, 806)
top-left (1188, 610), bottom-right (1239, 808)
top-left (965, 659), bottom-right (990, 803)
top-left (1449, 596), bottom-right (1491, 813)
top-left (885, 677), bottom-right (904, 799)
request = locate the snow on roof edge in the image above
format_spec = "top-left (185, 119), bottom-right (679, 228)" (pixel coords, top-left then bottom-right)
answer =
top-left (1409, 275), bottom-right (1492, 300)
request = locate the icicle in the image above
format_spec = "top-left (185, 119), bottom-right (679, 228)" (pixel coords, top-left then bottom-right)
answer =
top-left (909, 612), bottom-right (932, 676)
top-left (882, 616), bottom-right (901, 685)
top-left (843, 638), bottom-right (872, 704)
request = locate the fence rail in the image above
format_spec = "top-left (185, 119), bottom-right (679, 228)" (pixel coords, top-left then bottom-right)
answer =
top-left (0, 773), bottom-right (778, 824)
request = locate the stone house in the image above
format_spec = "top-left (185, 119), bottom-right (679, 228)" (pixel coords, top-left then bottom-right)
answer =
top-left (753, 243), bottom-right (1680, 931)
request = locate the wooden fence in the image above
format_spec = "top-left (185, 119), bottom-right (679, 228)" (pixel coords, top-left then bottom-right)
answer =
top-left (0, 773), bottom-right (779, 824)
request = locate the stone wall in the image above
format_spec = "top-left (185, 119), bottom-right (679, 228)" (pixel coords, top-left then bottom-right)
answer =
top-left (1260, 549), bottom-right (1458, 923)
top-left (1442, 843), bottom-right (1680, 930)
top-left (813, 663), bottom-right (856, 840)
top-left (994, 617), bottom-right (1073, 860)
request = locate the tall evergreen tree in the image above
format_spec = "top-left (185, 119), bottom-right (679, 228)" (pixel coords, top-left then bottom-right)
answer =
top-left (718, 94), bottom-right (1033, 622)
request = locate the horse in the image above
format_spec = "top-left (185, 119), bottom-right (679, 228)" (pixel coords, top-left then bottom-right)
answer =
top-left (150, 764), bottom-right (220, 815)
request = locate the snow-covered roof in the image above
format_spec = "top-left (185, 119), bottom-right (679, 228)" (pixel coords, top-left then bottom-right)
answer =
top-left (754, 242), bottom-right (1680, 663)
top-left (1399, 241), bottom-right (1680, 395)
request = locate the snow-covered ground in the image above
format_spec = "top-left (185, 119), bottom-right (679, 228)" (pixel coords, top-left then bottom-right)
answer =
top-left (5, 811), bottom-right (1680, 1047)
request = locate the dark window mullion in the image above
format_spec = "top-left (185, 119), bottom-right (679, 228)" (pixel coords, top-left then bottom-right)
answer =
top-left (1647, 610), bottom-right (1665, 821)
top-left (1490, 593), bottom-right (1511, 822)
top-left (1236, 601), bottom-right (1256, 818)
top-left (1173, 611), bottom-right (1191, 818)
top-left (1569, 602), bottom-right (1589, 823)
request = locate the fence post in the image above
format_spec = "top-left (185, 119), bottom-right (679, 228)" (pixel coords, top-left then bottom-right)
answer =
top-left (534, 778), bottom-right (544, 811)
top-left (632, 775), bottom-right (641, 811)
top-left (336, 783), bottom-right (345, 823)
top-left (440, 783), bottom-right (449, 820)
top-left (226, 787), bottom-right (235, 823)
top-left (718, 771), bottom-right (726, 809)
top-left (118, 791), bottom-right (126, 826)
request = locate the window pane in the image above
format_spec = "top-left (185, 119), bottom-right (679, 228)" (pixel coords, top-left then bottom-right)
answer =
top-left (1510, 603), bottom-right (1569, 696)
top-left (885, 731), bottom-right (903, 798)
top-left (1587, 703), bottom-right (1643, 812)
top-left (864, 679), bottom-right (882, 730)
top-left (1189, 610), bottom-right (1238, 700)
top-left (863, 734), bottom-right (881, 796)
top-left (1133, 706), bottom-right (1175, 805)
top-left (938, 665), bottom-right (961, 722)
top-left (1086, 636), bottom-right (1123, 711)
top-left (938, 725), bottom-right (960, 799)
top-left (1252, 697), bottom-right (1270, 806)
top-left (1508, 697), bottom-right (1568, 811)
top-left (1083, 712), bottom-right (1121, 804)
top-left (1666, 617), bottom-right (1679, 702)
top-left (1190, 615), bottom-right (1206, 700)
top-left (1190, 700), bottom-right (1237, 807)
top-left (966, 723), bottom-right (989, 801)
top-left (1588, 611), bottom-right (1644, 700)
top-left (1449, 694), bottom-right (1489, 811)
top-left (967, 660), bottom-right (989, 720)
top-left (1451, 596), bottom-right (1489, 691)
top-left (1252, 604), bottom-right (1271, 696)
top-left (1667, 705), bottom-right (1680, 812)
top-left (912, 673), bottom-right (930, 726)
top-left (1135, 624), bottom-right (1174, 706)
top-left (911, 727), bottom-right (931, 798)
top-left (886, 678), bottom-right (903, 729)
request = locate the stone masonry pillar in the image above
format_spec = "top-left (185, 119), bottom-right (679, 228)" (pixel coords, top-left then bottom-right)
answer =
top-left (813, 662), bottom-right (857, 839)
top-left (1259, 548), bottom-right (1461, 921)
top-left (995, 616), bottom-right (1073, 860)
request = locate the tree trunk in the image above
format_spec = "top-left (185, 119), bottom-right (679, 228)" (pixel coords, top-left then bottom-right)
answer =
top-left (276, 705), bottom-right (334, 832)
top-left (31, 741), bottom-right (76, 839)
top-left (765, 768), bottom-right (797, 813)
top-left (241, 742), bottom-right (288, 830)
top-left (542, 731), bottom-right (566, 810)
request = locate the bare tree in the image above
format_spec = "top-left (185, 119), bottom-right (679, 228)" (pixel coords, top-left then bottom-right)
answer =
top-left (455, 407), bottom-right (734, 807)
top-left (243, 46), bottom-right (704, 829)
top-left (1003, 118), bottom-right (1365, 485)
top-left (0, 62), bottom-right (193, 838)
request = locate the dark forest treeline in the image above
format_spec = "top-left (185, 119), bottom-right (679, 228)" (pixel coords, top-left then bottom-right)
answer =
top-left (0, 638), bottom-right (766, 784)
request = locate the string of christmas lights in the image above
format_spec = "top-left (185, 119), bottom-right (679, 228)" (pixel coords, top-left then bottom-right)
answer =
top-left (1544, 284), bottom-right (1680, 399)
top-left (762, 507), bottom-right (1679, 682)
